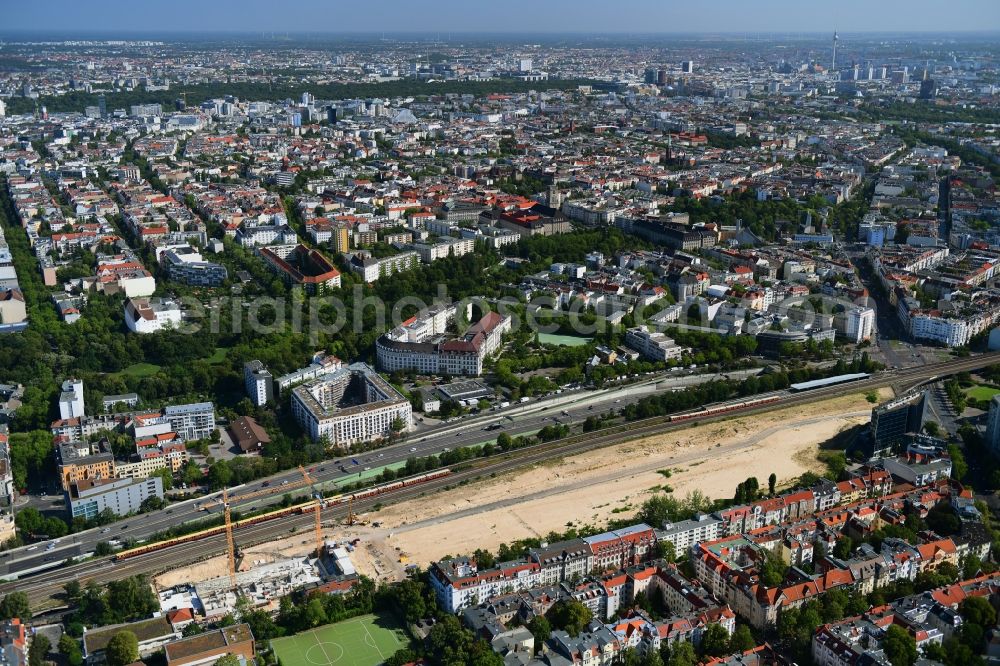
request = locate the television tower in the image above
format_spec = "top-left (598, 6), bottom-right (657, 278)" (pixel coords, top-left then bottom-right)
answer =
top-left (832, 30), bottom-right (839, 71)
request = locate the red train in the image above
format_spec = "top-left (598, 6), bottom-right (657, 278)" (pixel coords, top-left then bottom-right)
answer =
top-left (667, 395), bottom-right (782, 423)
top-left (114, 468), bottom-right (452, 561)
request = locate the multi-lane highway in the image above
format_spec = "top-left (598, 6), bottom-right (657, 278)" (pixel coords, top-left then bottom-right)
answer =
top-left (1, 352), bottom-right (993, 601)
top-left (0, 366), bottom-right (759, 580)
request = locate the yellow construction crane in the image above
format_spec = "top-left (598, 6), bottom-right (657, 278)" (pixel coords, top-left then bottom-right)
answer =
top-left (223, 488), bottom-right (237, 588)
top-left (301, 465), bottom-right (323, 557)
top-left (347, 495), bottom-right (354, 527)
top-left (314, 499), bottom-right (323, 558)
top-left (208, 466), bottom-right (314, 510)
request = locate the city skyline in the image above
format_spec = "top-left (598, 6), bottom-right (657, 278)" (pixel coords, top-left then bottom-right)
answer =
top-left (5, 0), bottom-right (1000, 35)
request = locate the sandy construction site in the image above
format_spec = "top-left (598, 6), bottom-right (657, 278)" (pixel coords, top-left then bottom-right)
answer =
top-left (156, 388), bottom-right (891, 589)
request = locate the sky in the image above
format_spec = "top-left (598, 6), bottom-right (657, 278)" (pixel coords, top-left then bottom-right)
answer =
top-left (4, 0), bottom-right (1000, 35)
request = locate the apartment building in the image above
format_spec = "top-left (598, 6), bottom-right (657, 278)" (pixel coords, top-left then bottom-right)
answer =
top-left (94, 257), bottom-right (156, 297)
top-left (243, 360), bottom-right (274, 407)
top-left (843, 307), bottom-right (875, 344)
top-left (430, 558), bottom-right (543, 616)
top-left (431, 524), bottom-right (656, 613)
top-left (66, 475), bottom-right (164, 520)
top-left (0, 438), bottom-right (16, 543)
top-left (584, 525), bottom-right (658, 572)
top-left (657, 514), bottom-right (724, 554)
top-left (163, 402), bottom-right (216, 441)
top-left (290, 363), bottom-right (411, 445)
top-left (376, 307), bottom-right (511, 377)
top-left (259, 244), bottom-right (341, 294)
top-left (235, 223), bottom-right (297, 247)
top-left (58, 440), bottom-right (115, 491)
top-left (114, 434), bottom-right (188, 480)
top-left (162, 247), bottom-right (228, 287)
top-left (348, 251), bottom-right (419, 283)
top-left (59, 378), bottom-right (85, 420)
top-left (412, 237), bottom-right (476, 263)
top-left (624, 326), bottom-right (683, 362)
top-left (0, 290), bottom-right (26, 332)
top-left (274, 353), bottom-right (343, 393)
top-left (163, 624), bottom-right (255, 666)
top-left (125, 297), bottom-right (183, 334)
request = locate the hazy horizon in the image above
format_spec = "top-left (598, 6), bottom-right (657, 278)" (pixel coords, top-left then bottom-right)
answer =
top-left (6, 0), bottom-right (1000, 36)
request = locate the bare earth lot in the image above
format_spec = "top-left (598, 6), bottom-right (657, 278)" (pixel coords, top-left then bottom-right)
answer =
top-left (156, 388), bottom-right (891, 589)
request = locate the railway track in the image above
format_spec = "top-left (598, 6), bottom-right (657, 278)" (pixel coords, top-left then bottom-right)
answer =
top-left (6, 352), bottom-right (992, 607)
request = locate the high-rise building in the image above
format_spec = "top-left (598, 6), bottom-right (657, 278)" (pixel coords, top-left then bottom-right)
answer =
top-left (831, 31), bottom-right (839, 71)
top-left (244, 361), bottom-right (274, 407)
top-left (59, 379), bottom-right (85, 421)
top-left (845, 307), bottom-right (875, 343)
top-left (657, 69), bottom-right (668, 85)
top-left (98, 94), bottom-right (107, 118)
top-left (919, 68), bottom-right (938, 100)
top-left (986, 395), bottom-right (1000, 456)
top-left (681, 61), bottom-right (694, 74)
top-left (518, 58), bottom-right (533, 72)
top-left (326, 105), bottom-right (338, 124)
top-left (869, 392), bottom-right (927, 457)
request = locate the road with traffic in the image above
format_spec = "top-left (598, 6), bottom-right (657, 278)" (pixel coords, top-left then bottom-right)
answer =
top-left (0, 365), bottom-right (761, 579)
top-left (0, 351), bottom-right (993, 606)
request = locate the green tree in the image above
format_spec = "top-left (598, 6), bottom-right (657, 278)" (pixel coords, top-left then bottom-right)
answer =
top-left (473, 548), bottom-right (496, 570)
top-left (667, 641), bottom-right (697, 666)
top-left (547, 600), bottom-right (593, 636)
top-left (105, 631), bottom-right (139, 666)
top-left (105, 576), bottom-right (158, 622)
top-left (63, 581), bottom-right (83, 605)
top-left (28, 634), bottom-right (49, 666)
top-left (961, 553), bottom-right (983, 580)
top-left (384, 649), bottom-right (420, 666)
top-left (303, 597), bottom-right (327, 628)
top-left (947, 445), bottom-right (968, 481)
top-left (729, 624), bottom-right (756, 653)
top-left (140, 496), bottom-right (166, 513)
top-left (758, 552), bottom-right (788, 587)
top-left (58, 635), bottom-right (83, 666)
top-left (768, 473), bottom-right (777, 496)
top-left (0, 592), bottom-right (30, 620)
top-left (208, 460), bottom-right (232, 489)
top-left (881, 625), bottom-right (917, 666)
top-left (833, 536), bottom-right (854, 560)
top-left (182, 460), bottom-right (204, 487)
top-left (527, 615), bottom-right (551, 654)
top-left (641, 650), bottom-right (665, 666)
top-left (151, 467), bottom-right (173, 491)
top-left (960, 595), bottom-right (997, 628)
top-left (392, 579), bottom-right (427, 624)
top-left (619, 648), bottom-right (642, 666)
top-left (214, 655), bottom-right (241, 666)
top-left (699, 623), bottom-right (731, 657)
top-left (181, 623), bottom-right (204, 637)
top-left (426, 615), bottom-right (502, 665)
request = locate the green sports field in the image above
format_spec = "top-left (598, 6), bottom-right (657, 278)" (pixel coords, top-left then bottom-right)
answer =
top-left (271, 615), bottom-right (408, 666)
top-left (966, 385), bottom-right (1000, 401)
